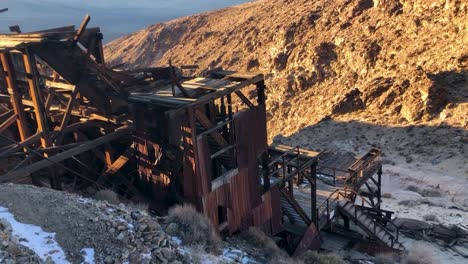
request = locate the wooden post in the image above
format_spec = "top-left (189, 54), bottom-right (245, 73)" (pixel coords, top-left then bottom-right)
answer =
top-left (23, 50), bottom-right (50, 147)
top-left (0, 52), bottom-right (30, 141)
top-left (377, 165), bottom-right (382, 210)
top-left (23, 50), bottom-right (60, 188)
top-left (256, 80), bottom-right (266, 105)
top-left (311, 161), bottom-right (318, 226)
top-left (262, 152), bottom-right (270, 192)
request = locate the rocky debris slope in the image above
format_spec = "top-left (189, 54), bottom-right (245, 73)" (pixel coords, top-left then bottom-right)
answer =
top-left (105, 0), bottom-right (467, 139)
top-left (0, 219), bottom-right (41, 264)
top-left (0, 184), bottom-right (185, 264)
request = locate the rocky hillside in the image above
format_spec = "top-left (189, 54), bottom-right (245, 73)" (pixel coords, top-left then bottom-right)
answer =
top-left (105, 0), bottom-right (467, 139)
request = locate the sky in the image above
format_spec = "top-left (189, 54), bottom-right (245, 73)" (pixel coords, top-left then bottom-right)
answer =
top-left (0, 0), bottom-right (248, 41)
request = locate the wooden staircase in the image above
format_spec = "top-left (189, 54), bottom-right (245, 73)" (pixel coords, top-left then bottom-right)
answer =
top-left (280, 189), bottom-right (311, 226)
top-left (337, 200), bottom-right (404, 251)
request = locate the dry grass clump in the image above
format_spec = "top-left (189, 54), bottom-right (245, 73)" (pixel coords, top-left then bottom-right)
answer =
top-left (406, 185), bottom-right (442, 198)
top-left (398, 199), bottom-right (419, 207)
top-left (241, 227), bottom-right (286, 260)
top-left (167, 204), bottom-right (219, 252)
top-left (382, 192), bottom-right (392, 198)
top-left (403, 243), bottom-right (436, 264)
top-left (129, 202), bottom-right (149, 212)
top-left (422, 214), bottom-right (439, 222)
top-left (300, 250), bottom-right (344, 264)
top-left (94, 189), bottom-right (120, 205)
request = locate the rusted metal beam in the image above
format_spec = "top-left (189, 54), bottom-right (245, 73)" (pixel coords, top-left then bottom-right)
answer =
top-left (0, 126), bottom-right (132, 182)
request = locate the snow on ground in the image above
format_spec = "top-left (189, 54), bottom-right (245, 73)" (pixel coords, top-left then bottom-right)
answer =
top-left (80, 248), bottom-right (95, 264)
top-left (0, 206), bottom-right (69, 263)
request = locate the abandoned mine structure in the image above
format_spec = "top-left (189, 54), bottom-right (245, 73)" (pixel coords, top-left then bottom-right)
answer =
top-left (0, 19), bottom-right (403, 255)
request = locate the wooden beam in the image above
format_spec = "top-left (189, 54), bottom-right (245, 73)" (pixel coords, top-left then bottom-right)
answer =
top-left (103, 144), bottom-right (134, 175)
top-left (73, 14), bottom-right (91, 45)
top-left (235, 90), bottom-right (254, 108)
top-left (0, 132), bottom-right (42, 158)
top-left (0, 126), bottom-right (132, 182)
top-left (194, 109), bottom-right (228, 147)
top-left (23, 50), bottom-right (50, 147)
top-left (0, 114), bottom-right (16, 133)
top-left (0, 52), bottom-right (31, 141)
top-left (54, 88), bottom-right (79, 144)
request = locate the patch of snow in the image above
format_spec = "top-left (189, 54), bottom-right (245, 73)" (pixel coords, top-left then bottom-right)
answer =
top-left (171, 236), bottom-right (182, 245)
top-left (80, 248), bottom-right (95, 264)
top-left (141, 252), bottom-right (152, 260)
top-left (0, 206), bottom-right (69, 263)
top-left (78, 197), bottom-right (91, 204)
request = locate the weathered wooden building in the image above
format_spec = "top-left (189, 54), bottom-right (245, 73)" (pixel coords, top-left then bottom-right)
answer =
top-left (0, 20), bottom-right (403, 255)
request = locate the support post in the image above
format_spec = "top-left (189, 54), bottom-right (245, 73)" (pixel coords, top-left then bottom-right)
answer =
top-left (256, 80), bottom-right (266, 105)
top-left (0, 52), bottom-right (30, 141)
top-left (311, 161), bottom-right (318, 226)
top-left (377, 164), bottom-right (382, 209)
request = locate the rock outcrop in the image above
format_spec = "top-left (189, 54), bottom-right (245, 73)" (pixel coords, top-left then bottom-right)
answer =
top-left (105, 0), bottom-right (467, 138)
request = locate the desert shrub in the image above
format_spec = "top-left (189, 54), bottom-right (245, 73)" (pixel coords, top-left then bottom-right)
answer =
top-left (406, 185), bottom-right (442, 197)
top-left (241, 227), bottom-right (285, 260)
top-left (167, 204), bottom-right (219, 252)
top-left (382, 193), bottom-right (392, 198)
top-left (404, 243), bottom-right (436, 264)
top-left (419, 188), bottom-right (442, 197)
top-left (94, 189), bottom-right (119, 205)
top-left (398, 200), bottom-right (419, 207)
top-left (374, 253), bottom-right (398, 264)
top-left (300, 250), bottom-right (344, 264)
top-left (422, 214), bottom-right (439, 222)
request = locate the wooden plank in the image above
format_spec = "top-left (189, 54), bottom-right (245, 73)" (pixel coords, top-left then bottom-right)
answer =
top-left (103, 144), bottom-right (134, 175)
top-left (166, 74), bottom-right (264, 118)
top-left (45, 80), bottom-right (75, 91)
top-left (73, 15), bottom-right (91, 45)
top-left (0, 126), bottom-right (131, 182)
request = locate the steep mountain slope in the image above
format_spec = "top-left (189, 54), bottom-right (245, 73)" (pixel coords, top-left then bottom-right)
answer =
top-left (105, 0), bottom-right (467, 139)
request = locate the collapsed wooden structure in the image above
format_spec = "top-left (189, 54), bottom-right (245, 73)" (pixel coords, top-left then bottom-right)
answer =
top-left (0, 20), bottom-right (403, 255)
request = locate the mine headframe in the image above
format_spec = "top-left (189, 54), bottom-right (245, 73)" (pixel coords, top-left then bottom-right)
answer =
top-left (0, 17), bottom-right (180, 195)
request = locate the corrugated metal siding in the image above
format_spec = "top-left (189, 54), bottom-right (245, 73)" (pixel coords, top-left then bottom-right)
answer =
top-left (196, 135), bottom-right (211, 195)
top-left (235, 108), bottom-right (261, 209)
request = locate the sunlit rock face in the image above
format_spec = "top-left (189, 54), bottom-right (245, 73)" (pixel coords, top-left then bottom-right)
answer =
top-left (106, 0), bottom-right (468, 137)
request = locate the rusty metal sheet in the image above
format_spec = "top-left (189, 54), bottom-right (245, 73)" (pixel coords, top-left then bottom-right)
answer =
top-left (196, 135), bottom-right (211, 195)
top-left (227, 169), bottom-right (250, 233)
top-left (293, 223), bottom-right (321, 257)
top-left (270, 186), bottom-right (283, 235)
top-left (235, 108), bottom-right (261, 208)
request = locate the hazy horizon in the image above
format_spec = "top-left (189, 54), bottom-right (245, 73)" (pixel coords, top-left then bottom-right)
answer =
top-left (0, 0), bottom-right (248, 42)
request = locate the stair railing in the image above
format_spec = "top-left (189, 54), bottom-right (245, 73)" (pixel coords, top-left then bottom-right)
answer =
top-left (316, 188), bottom-right (401, 246)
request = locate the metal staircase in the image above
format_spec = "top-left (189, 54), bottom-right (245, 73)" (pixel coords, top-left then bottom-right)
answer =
top-left (337, 200), bottom-right (404, 251)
